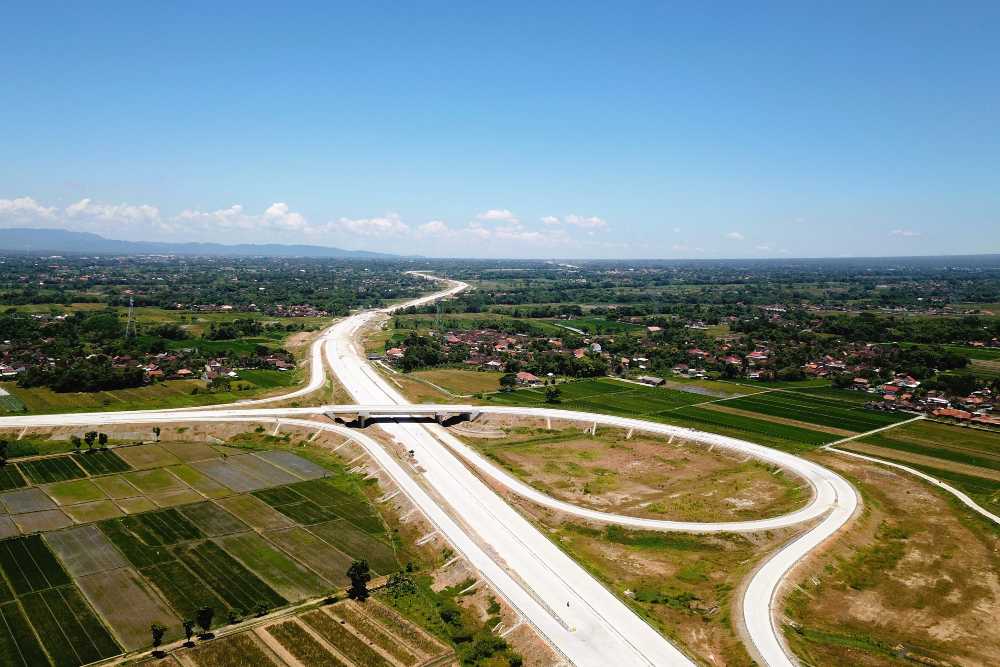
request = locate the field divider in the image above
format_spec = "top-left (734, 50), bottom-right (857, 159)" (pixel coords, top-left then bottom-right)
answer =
top-left (826, 445), bottom-right (1000, 525)
top-left (821, 414), bottom-right (925, 449)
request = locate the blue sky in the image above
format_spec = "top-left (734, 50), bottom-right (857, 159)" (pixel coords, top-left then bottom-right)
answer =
top-left (1, 2), bottom-right (998, 258)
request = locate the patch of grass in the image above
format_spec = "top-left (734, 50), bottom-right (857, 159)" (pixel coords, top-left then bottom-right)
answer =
top-left (839, 521), bottom-right (909, 590)
top-left (363, 600), bottom-right (446, 656)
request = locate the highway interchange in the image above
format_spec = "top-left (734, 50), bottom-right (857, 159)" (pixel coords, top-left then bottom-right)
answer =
top-left (2, 273), bottom-right (991, 666)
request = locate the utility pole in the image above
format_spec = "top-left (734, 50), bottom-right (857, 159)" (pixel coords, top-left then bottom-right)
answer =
top-left (125, 296), bottom-right (138, 338)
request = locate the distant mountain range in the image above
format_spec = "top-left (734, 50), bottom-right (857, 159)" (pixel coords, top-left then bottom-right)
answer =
top-left (0, 227), bottom-right (398, 258)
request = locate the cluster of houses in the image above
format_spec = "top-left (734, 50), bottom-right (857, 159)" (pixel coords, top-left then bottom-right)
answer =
top-left (174, 303), bottom-right (327, 317)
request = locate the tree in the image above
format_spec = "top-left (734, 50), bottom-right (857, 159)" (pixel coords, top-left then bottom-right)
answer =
top-left (152, 426), bottom-right (161, 442)
top-left (182, 619), bottom-right (195, 644)
top-left (386, 571), bottom-right (418, 598)
top-left (70, 435), bottom-right (82, 453)
top-left (98, 432), bottom-right (108, 448)
top-left (347, 560), bottom-right (372, 601)
top-left (196, 606), bottom-right (214, 636)
top-left (84, 431), bottom-right (97, 451)
top-left (544, 386), bottom-right (562, 403)
top-left (498, 374), bottom-right (518, 392)
top-left (150, 623), bottom-right (166, 653)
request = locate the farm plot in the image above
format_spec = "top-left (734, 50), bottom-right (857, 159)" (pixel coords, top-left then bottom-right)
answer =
top-left (167, 464), bottom-right (233, 498)
top-left (156, 440), bottom-right (220, 462)
top-left (123, 468), bottom-right (186, 494)
top-left (0, 601), bottom-right (49, 666)
top-left (113, 443), bottom-right (182, 470)
top-left (0, 535), bottom-right (70, 595)
top-left (190, 457), bottom-right (280, 493)
top-left (302, 608), bottom-right (395, 667)
top-left (285, 479), bottom-right (386, 534)
top-left (663, 406), bottom-right (836, 448)
top-left (262, 620), bottom-right (350, 667)
top-left (19, 586), bottom-right (121, 666)
top-left (186, 632), bottom-right (280, 667)
top-left (253, 450), bottom-right (328, 480)
top-left (0, 467), bottom-right (26, 492)
top-left (42, 479), bottom-right (106, 505)
top-left (214, 532), bottom-right (329, 601)
top-left (73, 450), bottom-right (131, 475)
top-left (91, 475), bottom-right (140, 499)
top-left (17, 456), bottom-right (85, 484)
top-left (568, 387), bottom-right (706, 414)
top-left (722, 391), bottom-right (907, 433)
top-left (216, 495), bottom-right (295, 531)
top-left (44, 525), bottom-right (127, 576)
top-left (330, 603), bottom-right (419, 665)
top-left (252, 487), bottom-right (340, 525)
top-left (140, 559), bottom-right (226, 621)
top-left (171, 540), bottom-right (287, 612)
top-left (63, 500), bottom-right (123, 523)
top-left (309, 519), bottom-right (398, 574)
top-left (263, 527), bottom-right (353, 586)
top-left (2, 488), bottom-right (58, 514)
top-left (179, 501), bottom-right (248, 536)
top-left (76, 567), bottom-right (181, 649)
top-left (0, 442), bottom-right (404, 663)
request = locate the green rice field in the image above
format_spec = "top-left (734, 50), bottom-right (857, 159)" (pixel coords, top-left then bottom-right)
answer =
top-left (484, 377), bottom-right (852, 451)
top-left (0, 436), bottom-right (402, 665)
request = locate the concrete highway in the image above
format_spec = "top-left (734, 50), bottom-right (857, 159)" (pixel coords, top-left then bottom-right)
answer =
top-left (0, 274), bottom-right (876, 667)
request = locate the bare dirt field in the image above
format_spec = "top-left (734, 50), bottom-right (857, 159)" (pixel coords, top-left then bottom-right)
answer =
top-left (459, 422), bottom-right (809, 522)
top-left (501, 492), bottom-right (801, 666)
top-left (784, 450), bottom-right (1000, 666)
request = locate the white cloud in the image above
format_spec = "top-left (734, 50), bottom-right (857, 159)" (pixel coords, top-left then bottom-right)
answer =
top-left (890, 229), bottom-right (921, 237)
top-left (564, 214), bottom-right (607, 229)
top-left (475, 209), bottom-right (518, 223)
top-left (332, 213), bottom-right (409, 237)
top-left (0, 196), bottom-right (57, 220)
top-left (754, 243), bottom-right (772, 251)
top-left (417, 220), bottom-right (450, 236)
top-left (263, 202), bottom-right (307, 231)
top-left (725, 231), bottom-right (745, 241)
top-left (672, 227), bottom-right (681, 233)
top-left (66, 198), bottom-right (160, 224)
top-left (540, 214), bottom-right (608, 230)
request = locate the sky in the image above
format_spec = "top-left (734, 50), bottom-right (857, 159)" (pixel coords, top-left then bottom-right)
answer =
top-left (1, 2), bottom-right (998, 259)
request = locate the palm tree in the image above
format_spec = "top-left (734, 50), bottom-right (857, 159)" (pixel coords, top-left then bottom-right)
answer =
top-left (150, 623), bottom-right (166, 655)
top-left (347, 560), bottom-right (372, 601)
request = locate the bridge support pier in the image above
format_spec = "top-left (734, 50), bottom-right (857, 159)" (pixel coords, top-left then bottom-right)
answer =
top-left (626, 428), bottom-right (633, 440)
